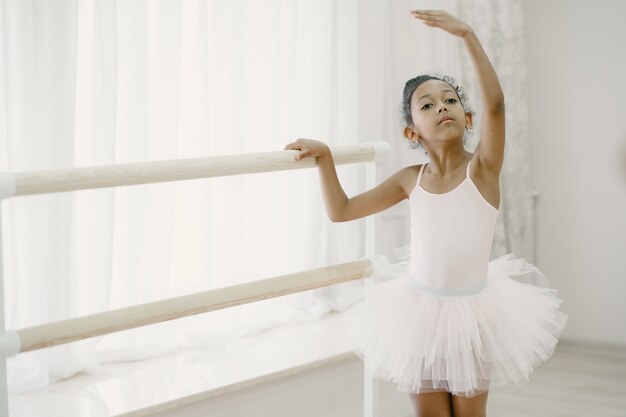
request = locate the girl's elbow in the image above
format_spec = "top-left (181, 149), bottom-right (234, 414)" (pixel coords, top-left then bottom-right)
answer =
top-left (328, 210), bottom-right (343, 223)
top-left (330, 209), bottom-right (356, 222)
top-left (331, 211), bottom-right (363, 223)
top-left (329, 201), bottom-right (350, 222)
top-left (330, 213), bottom-right (346, 223)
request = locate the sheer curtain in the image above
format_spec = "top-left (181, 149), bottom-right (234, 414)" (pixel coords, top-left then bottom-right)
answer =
top-left (1, 0), bottom-right (361, 394)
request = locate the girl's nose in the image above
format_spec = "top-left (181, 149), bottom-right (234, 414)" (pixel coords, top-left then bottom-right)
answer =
top-left (437, 104), bottom-right (448, 113)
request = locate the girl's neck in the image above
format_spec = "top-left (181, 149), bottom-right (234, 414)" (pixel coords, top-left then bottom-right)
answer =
top-left (426, 150), bottom-right (471, 176)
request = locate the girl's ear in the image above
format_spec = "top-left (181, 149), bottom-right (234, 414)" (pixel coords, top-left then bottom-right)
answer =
top-left (403, 126), bottom-right (417, 140)
top-left (465, 112), bottom-right (474, 130)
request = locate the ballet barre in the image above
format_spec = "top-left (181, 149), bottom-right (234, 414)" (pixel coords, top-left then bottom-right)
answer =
top-left (0, 143), bottom-right (385, 197)
top-left (0, 141), bottom-right (391, 417)
top-left (16, 259), bottom-right (372, 353)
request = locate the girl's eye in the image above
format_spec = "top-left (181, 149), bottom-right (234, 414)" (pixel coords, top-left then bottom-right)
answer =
top-left (420, 103), bottom-right (432, 110)
top-left (445, 98), bottom-right (457, 104)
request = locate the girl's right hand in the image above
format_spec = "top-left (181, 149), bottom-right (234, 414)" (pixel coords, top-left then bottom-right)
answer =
top-left (283, 138), bottom-right (330, 161)
top-left (410, 10), bottom-right (471, 38)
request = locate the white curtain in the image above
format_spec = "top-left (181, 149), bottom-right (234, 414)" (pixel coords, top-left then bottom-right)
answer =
top-left (1, 0), bottom-right (361, 394)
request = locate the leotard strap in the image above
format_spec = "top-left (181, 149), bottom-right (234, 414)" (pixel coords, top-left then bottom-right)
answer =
top-left (417, 163), bottom-right (427, 186)
top-left (466, 159), bottom-right (472, 178)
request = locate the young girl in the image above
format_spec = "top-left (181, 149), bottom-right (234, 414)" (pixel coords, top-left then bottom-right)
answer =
top-left (284, 10), bottom-right (567, 417)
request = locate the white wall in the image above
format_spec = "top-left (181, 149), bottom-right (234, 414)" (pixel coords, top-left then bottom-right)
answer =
top-left (524, 0), bottom-right (626, 345)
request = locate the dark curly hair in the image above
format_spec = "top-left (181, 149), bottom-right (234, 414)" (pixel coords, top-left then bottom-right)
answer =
top-left (402, 74), bottom-right (474, 155)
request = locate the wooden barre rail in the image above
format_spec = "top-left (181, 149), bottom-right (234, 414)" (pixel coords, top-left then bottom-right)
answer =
top-left (15, 259), bottom-right (372, 353)
top-left (1, 143), bottom-right (387, 197)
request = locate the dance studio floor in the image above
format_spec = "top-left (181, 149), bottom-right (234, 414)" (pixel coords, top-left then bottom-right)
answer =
top-left (8, 312), bottom-right (626, 417)
top-left (488, 339), bottom-right (626, 417)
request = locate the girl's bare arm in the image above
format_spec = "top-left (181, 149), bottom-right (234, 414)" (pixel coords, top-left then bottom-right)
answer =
top-left (411, 10), bottom-right (505, 174)
top-left (284, 138), bottom-right (409, 222)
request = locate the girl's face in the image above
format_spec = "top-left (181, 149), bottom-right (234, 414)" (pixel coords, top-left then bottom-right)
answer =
top-left (407, 79), bottom-right (471, 145)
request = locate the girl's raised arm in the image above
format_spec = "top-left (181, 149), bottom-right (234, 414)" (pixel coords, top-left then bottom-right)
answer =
top-left (411, 10), bottom-right (505, 173)
top-left (284, 138), bottom-right (409, 222)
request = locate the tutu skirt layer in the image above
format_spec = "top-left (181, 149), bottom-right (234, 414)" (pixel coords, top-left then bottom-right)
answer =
top-left (339, 245), bottom-right (569, 398)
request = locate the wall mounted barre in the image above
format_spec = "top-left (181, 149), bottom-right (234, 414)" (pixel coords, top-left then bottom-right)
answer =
top-left (0, 142), bottom-right (390, 198)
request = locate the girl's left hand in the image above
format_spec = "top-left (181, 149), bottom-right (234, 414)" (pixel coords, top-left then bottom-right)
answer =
top-left (410, 10), bottom-right (471, 38)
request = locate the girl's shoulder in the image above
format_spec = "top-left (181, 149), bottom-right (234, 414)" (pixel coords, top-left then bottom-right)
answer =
top-left (401, 163), bottom-right (426, 176)
top-left (396, 164), bottom-right (426, 198)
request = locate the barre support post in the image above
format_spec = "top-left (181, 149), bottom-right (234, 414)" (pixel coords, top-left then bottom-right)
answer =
top-left (364, 141), bottom-right (389, 417)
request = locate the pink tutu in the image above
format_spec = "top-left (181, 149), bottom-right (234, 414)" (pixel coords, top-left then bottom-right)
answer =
top-left (339, 243), bottom-right (569, 398)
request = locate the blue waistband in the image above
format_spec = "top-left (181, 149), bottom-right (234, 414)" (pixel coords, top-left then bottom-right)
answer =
top-left (406, 278), bottom-right (489, 298)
